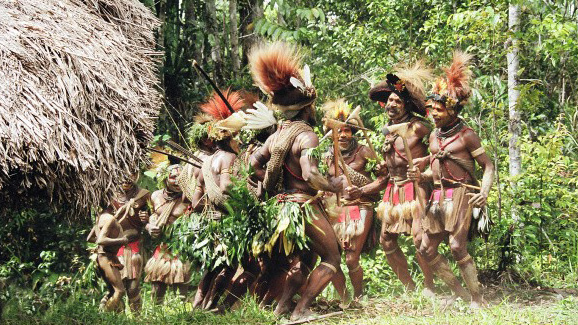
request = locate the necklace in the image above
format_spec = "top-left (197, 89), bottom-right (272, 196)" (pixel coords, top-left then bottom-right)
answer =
top-left (436, 119), bottom-right (464, 139)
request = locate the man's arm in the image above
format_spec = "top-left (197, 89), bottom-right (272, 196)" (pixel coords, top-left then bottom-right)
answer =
top-left (96, 214), bottom-right (128, 247)
top-left (298, 132), bottom-right (342, 193)
top-left (191, 172), bottom-right (206, 212)
top-left (464, 130), bottom-right (494, 207)
top-left (250, 136), bottom-right (272, 181)
top-left (219, 153), bottom-right (236, 193)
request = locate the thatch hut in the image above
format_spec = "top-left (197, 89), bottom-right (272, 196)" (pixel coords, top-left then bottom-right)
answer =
top-left (0, 0), bottom-right (161, 212)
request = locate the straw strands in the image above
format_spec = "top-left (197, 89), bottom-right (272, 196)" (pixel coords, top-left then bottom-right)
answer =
top-left (0, 0), bottom-right (161, 212)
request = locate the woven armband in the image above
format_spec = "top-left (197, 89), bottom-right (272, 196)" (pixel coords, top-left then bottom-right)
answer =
top-left (470, 147), bottom-right (485, 158)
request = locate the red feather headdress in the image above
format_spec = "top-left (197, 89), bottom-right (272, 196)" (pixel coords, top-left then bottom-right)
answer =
top-left (428, 51), bottom-right (473, 112)
top-left (200, 88), bottom-right (244, 121)
top-left (200, 89), bottom-right (246, 140)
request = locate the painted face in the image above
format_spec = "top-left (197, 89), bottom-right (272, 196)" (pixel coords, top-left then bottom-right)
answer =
top-left (338, 126), bottom-right (353, 150)
top-left (385, 92), bottom-right (407, 121)
top-left (166, 166), bottom-right (182, 191)
top-left (428, 100), bottom-right (455, 128)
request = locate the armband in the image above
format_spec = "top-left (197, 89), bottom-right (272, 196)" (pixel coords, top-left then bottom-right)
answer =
top-left (470, 147), bottom-right (485, 158)
top-left (253, 151), bottom-right (267, 165)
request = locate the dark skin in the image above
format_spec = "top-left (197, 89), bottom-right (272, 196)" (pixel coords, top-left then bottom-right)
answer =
top-left (147, 168), bottom-right (190, 304)
top-left (92, 213), bottom-right (129, 312)
top-left (106, 177), bottom-right (150, 312)
top-left (326, 125), bottom-right (375, 299)
top-left (191, 140), bottom-right (237, 310)
top-left (346, 92), bottom-right (435, 294)
top-left (409, 100), bottom-right (494, 308)
top-left (250, 105), bottom-right (345, 320)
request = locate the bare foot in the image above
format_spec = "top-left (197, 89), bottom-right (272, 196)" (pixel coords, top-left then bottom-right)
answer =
top-left (440, 295), bottom-right (459, 309)
top-left (290, 308), bottom-right (316, 321)
top-left (470, 299), bottom-right (486, 309)
top-left (422, 288), bottom-right (436, 299)
top-left (274, 301), bottom-right (294, 317)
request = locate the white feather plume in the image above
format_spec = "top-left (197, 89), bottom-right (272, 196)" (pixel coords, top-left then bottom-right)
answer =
top-left (303, 64), bottom-right (312, 88)
top-left (290, 76), bottom-right (305, 91)
top-left (216, 111), bottom-right (247, 132)
top-left (243, 101), bottom-right (277, 130)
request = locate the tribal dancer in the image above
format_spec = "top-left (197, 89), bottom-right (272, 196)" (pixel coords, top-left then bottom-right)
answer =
top-left (105, 174), bottom-right (150, 312)
top-left (144, 165), bottom-right (191, 304)
top-left (347, 62), bottom-right (435, 294)
top-left (191, 90), bottom-right (246, 310)
top-left (248, 41), bottom-right (345, 320)
top-left (408, 52), bottom-right (494, 308)
top-left (87, 211), bottom-right (130, 312)
top-left (323, 99), bottom-right (377, 299)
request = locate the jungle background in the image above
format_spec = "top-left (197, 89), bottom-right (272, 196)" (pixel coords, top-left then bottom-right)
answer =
top-left (2, 0), bottom-right (578, 323)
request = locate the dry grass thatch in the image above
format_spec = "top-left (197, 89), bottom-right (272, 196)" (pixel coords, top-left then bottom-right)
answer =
top-left (0, 0), bottom-right (161, 212)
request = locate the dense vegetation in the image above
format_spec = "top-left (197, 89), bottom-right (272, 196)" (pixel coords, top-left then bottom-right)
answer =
top-left (1, 0), bottom-right (577, 322)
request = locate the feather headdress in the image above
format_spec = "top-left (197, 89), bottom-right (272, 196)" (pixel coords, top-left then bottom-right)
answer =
top-left (368, 60), bottom-right (432, 116)
top-left (200, 89), bottom-right (247, 140)
top-left (428, 51), bottom-right (473, 113)
top-left (321, 98), bottom-right (363, 128)
top-left (249, 41), bottom-right (316, 116)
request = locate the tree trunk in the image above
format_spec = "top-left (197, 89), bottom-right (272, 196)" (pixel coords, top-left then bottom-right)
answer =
top-left (240, 0), bottom-right (263, 66)
top-left (206, 0), bottom-right (223, 84)
top-left (229, 0), bottom-right (240, 74)
top-left (507, 5), bottom-right (521, 218)
top-left (155, 0), bottom-right (167, 89)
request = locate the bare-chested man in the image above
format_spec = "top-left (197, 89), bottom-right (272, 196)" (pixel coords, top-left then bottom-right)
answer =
top-left (408, 52), bottom-right (494, 308)
top-left (104, 173), bottom-right (150, 312)
top-left (191, 90), bottom-right (245, 310)
top-left (144, 164), bottom-right (191, 304)
top-left (347, 63), bottom-right (435, 295)
top-left (88, 212), bottom-right (131, 312)
top-left (248, 41), bottom-right (344, 320)
top-left (322, 99), bottom-right (377, 299)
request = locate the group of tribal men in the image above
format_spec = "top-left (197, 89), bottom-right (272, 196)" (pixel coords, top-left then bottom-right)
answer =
top-left (89, 41), bottom-right (494, 321)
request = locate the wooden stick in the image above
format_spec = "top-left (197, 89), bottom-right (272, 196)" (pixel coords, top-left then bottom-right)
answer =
top-left (191, 60), bottom-right (235, 114)
top-left (335, 147), bottom-right (352, 186)
top-left (147, 147), bottom-right (202, 169)
top-left (281, 311), bottom-right (344, 325)
top-left (443, 178), bottom-right (482, 190)
top-left (332, 129), bottom-right (341, 206)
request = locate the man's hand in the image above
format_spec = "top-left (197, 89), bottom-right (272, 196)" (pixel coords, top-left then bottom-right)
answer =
top-left (407, 166), bottom-right (421, 182)
top-left (121, 235), bottom-right (130, 245)
top-left (467, 192), bottom-right (487, 207)
top-left (375, 160), bottom-right (388, 176)
top-left (345, 185), bottom-right (363, 200)
top-left (138, 210), bottom-right (149, 223)
top-left (146, 223), bottom-right (161, 238)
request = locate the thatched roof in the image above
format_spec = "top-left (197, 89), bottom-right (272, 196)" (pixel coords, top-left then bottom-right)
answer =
top-left (0, 0), bottom-right (161, 211)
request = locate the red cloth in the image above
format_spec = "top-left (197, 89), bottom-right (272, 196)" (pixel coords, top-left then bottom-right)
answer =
top-left (337, 206), bottom-right (361, 223)
top-left (117, 240), bottom-right (140, 256)
top-left (383, 182), bottom-right (415, 205)
top-left (431, 188), bottom-right (454, 203)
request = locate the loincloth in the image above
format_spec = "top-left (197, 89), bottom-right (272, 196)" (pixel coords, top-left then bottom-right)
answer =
top-left (377, 180), bottom-right (422, 235)
top-left (144, 244), bottom-right (191, 284)
top-left (331, 204), bottom-right (372, 250)
top-left (422, 185), bottom-right (473, 235)
top-left (117, 240), bottom-right (143, 280)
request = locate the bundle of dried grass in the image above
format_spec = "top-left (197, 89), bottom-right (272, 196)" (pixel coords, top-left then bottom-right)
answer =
top-left (0, 0), bottom-right (161, 212)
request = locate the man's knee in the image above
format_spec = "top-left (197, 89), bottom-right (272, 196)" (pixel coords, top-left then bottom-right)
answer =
top-left (345, 253), bottom-right (360, 270)
top-left (380, 234), bottom-right (398, 252)
top-left (420, 243), bottom-right (438, 260)
top-left (449, 238), bottom-right (467, 260)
